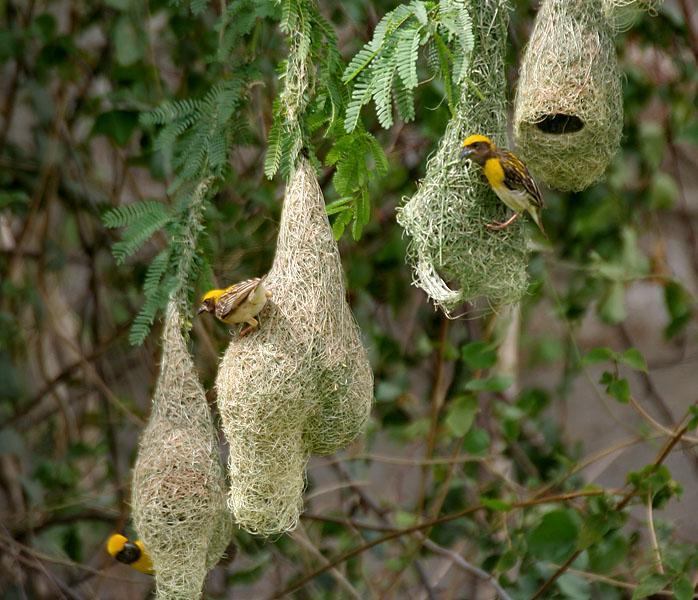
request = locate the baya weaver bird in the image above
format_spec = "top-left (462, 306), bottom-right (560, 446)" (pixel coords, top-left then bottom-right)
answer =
top-left (197, 277), bottom-right (272, 336)
top-left (106, 534), bottom-right (153, 574)
top-left (460, 134), bottom-right (546, 236)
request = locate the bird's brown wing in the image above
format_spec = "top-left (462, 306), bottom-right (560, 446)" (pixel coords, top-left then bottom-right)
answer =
top-left (498, 149), bottom-right (544, 208)
top-left (215, 278), bottom-right (261, 320)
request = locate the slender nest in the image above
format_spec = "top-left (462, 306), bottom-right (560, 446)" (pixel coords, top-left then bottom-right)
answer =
top-left (132, 301), bottom-right (232, 600)
top-left (216, 159), bottom-right (373, 536)
top-left (397, 0), bottom-right (527, 315)
top-left (513, 0), bottom-right (622, 192)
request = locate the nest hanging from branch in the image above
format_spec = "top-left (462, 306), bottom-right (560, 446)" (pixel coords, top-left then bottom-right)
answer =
top-left (216, 159), bottom-right (373, 536)
top-left (513, 0), bottom-right (623, 192)
top-left (132, 301), bottom-right (232, 600)
top-left (397, 0), bottom-right (526, 316)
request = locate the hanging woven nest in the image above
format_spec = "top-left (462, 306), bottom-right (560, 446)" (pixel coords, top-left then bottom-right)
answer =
top-left (132, 300), bottom-right (232, 600)
top-left (216, 159), bottom-right (373, 536)
top-left (397, 0), bottom-right (526, 315)
top-left (513, 0), bottom-right (622, 192)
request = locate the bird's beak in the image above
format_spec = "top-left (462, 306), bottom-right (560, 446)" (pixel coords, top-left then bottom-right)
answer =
top-left (460, 147), bottom-right (473, 160)
top-left (197, 305), bottom-right (206, 315)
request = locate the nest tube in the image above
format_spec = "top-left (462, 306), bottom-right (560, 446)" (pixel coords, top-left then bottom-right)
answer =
top-left (216, 160), bottom-right (372, 536)
top-left (513, 0), bottom-right (623, 191)
top-left (397, 0), bottom-right (527, 314)
top-left (132, 301), bottom-right (232, 600)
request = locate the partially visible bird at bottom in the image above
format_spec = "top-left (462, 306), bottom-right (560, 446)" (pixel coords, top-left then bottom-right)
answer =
top-left (197, 276), bottom-right (272, 336)
top-left (106, 534), bottom-right (153, 575)
top-left (460, 134), bottom-right (547, 238)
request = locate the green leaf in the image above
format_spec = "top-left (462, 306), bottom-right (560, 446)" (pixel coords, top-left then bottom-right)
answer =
top-left (672, 576), bottom-right (694, 600)
top-left (582, 347), bottom-right (616, 366)
top-left (687, 405), bottom-right (698, 431)
top-left (663, 281), bottom-right (694, 339)
top-left (600, 372), bottom-right (630, 404)
top-left (331, 207), bottom-right (353, 240)
top-left (578, 513), bottom-right (613, 549)
top-left (444, 395), bottom-right (478, 437)
top-left (395, 25), bottom-right (420, 90)
top-left (480, 497), bottom-right (512, 512)
top-left (461, 341), bottom-right (497, 370)
top-left (648, 172), bottom-right (679, 210)
top-left (393, 511), bottom-right (418, 527)
top-left (325, 197), bottom-right (352, 216)
top-left (494, 549), bottom-right (517, 573)
top-left (599, 281), bottom-right (626, 324)
top-left (619, 348), bottom-right (648, 373)
top-left (557, 572), bottom-right (591, 600)
top-left (462, 427), bottom-right (490, 456)
top-left (105, 0), bottom-right (130, 9)
top-left (465, 375), bottom-right (512, 393)
top-left (113, 16), bottom-right (143, 66)
top-left (588, 533), bottom-right (629, 574)
top-left (631, 573), bottom-right (669, 599)
top-left (92, 110), bottom-right (139, 147)
top-left (527, 509), bottom-right (580, 563)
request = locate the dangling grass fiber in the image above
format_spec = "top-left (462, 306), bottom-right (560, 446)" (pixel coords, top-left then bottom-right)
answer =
top-left (132, 300), bottom-right (232, 599)
top-left (513, 0), bottom-right (623, 192)
top-left (397, 0), bottom-right (526, 315)
top-left (603, 0), bottom-right (662, 32)
top-left (216, 159), bottom-right (373, 536)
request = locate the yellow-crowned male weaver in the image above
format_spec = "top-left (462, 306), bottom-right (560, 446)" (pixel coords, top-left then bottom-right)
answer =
top-left (197, 277), bottom-right (272, 336)
top-left (106, 534), bottom-right (153, 574)
top-left (460, 134), bottom-right (546, 236)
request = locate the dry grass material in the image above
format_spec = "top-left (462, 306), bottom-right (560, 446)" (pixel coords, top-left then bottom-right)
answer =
top-left (513, 0), bottom-right (623, 192)
top-left (132, 301), bottom-right (232, 600)
top-left (397, 0), bottom-right (527, 315)
top-left (216, 159), bottom-right (373, 536)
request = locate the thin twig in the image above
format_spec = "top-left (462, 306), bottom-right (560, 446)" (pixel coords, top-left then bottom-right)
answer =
top-left (565, 566), bottom-right (698, 598)
top-left (532, 418), bottom-right (691, 599)
top-left (291, 526), bottom-right (362, 599)
top-left (646, 493), bottom-right (664, 574)
top-left (422, 539), bottom-right (513, 600)
top-left (270, 488), bottom-right (609, 598)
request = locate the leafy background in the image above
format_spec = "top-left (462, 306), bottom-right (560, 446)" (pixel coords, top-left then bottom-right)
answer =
top-left (1, 0), bottom-right (697, 598)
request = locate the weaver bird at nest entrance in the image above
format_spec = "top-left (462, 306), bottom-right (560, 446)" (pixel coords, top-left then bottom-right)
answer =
top-left (197, 277), bottom-right (272, 336)
top-left (106, 534), bottom-right (153, 574)
top-left (460, 134), bottom-right (547, 238)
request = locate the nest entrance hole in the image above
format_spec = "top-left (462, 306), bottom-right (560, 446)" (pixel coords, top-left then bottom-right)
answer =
top-left (535, 113), bottom-right (585, 134)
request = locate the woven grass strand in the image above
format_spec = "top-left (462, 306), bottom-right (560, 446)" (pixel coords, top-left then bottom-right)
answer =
top-left (397, 0), bottom-right (526, 315)
top-left (513, 0), bottom-right (623, 192)
top-left (603, 0), bottom-right (661, 32)
top-left (132, 301), bottom-right (232, 599)
top-left (216, 159), bottom-right (373, 536)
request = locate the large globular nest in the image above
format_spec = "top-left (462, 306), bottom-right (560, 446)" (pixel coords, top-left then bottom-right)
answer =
top-left (132, 300), bottom-right (232, 600)
top-left (513, 0), bottom-right (623, 192)
top-left (397, 0), bottom-right (527, 315)
top-left (216, 158), bottom-right (373, 536)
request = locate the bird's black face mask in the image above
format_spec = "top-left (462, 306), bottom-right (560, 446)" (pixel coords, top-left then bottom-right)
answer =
top-left (116, 541), bottom-right (142, 565)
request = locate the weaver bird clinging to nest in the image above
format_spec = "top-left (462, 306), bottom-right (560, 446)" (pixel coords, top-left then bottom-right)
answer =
top-left (460, 134), bottom-right (546, 237)
top-left (197, 277), bottom-right (272, 336)
top-left (106, 534), bottom-right (153, 574)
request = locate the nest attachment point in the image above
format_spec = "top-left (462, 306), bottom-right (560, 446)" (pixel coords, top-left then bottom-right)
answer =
top-left (514, 0), bottom-right (623, 192)
top-left (132, 301), bottom-right (232, 600)
top-left (216, 159), bottom-right (373, 536)
top-left (397, 0), bottom-right (528, 315)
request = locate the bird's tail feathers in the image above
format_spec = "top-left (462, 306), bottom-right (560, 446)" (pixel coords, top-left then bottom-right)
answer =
top-left (529, 207), bottom-right (548, 240)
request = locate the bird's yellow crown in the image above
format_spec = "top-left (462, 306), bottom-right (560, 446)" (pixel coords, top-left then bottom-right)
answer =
top-left (106, 533), bottom-right (128, 557)
top-left (462, 134), bottom-right (495, 147)
top-left (201, 289), bottom-right (225, 302)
